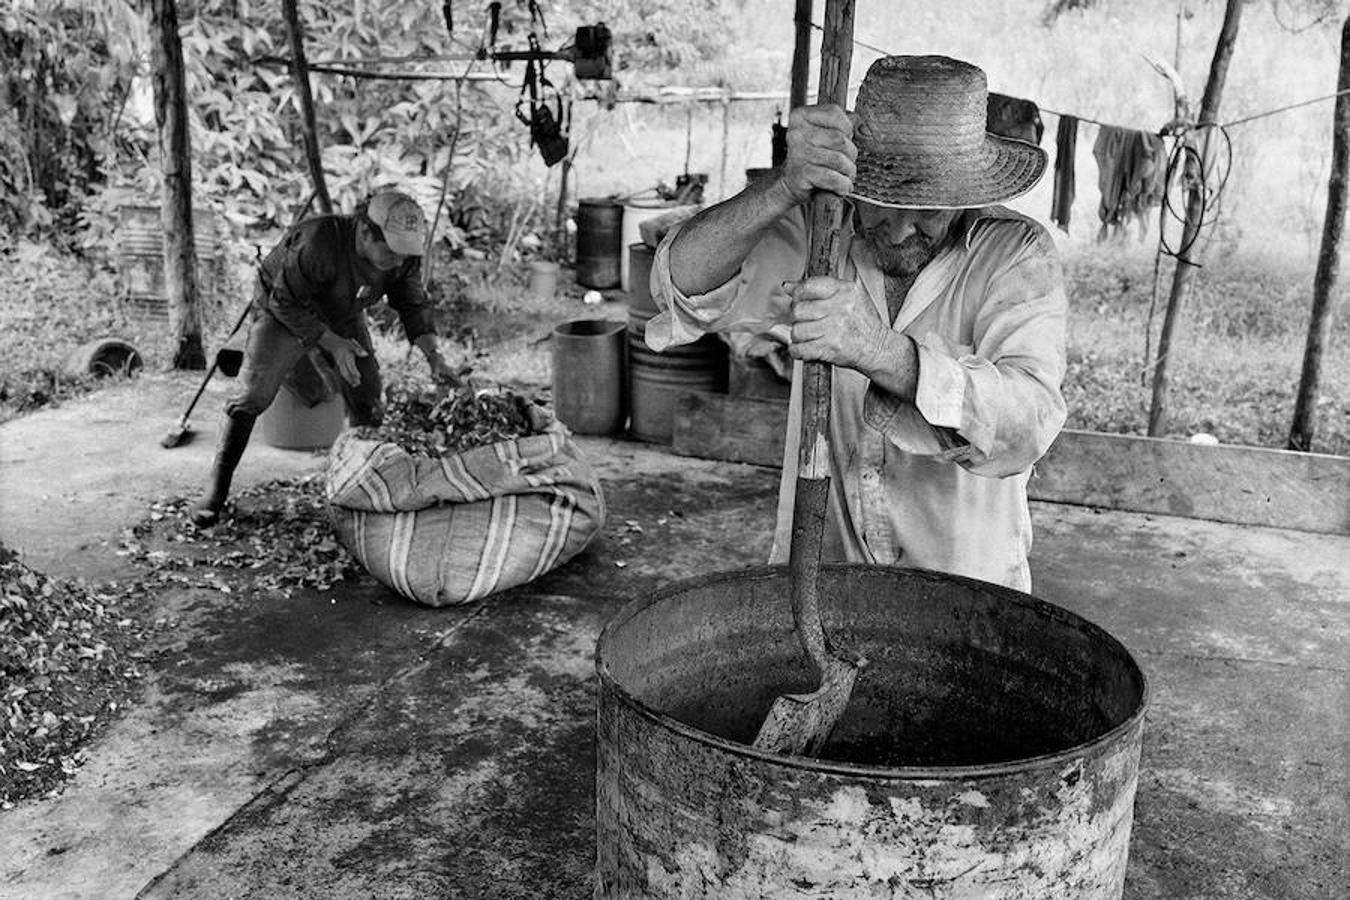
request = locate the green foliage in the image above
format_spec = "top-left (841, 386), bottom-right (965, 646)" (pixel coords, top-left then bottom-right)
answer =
top-left (0, 0), bottom-right (146, 243)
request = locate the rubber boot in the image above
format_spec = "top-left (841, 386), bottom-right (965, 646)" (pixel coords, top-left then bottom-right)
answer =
top-left (191, 412), bottom-right (257, 528)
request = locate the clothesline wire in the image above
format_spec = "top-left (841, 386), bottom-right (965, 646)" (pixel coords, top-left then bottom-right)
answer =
top-left (1221, 86), bottom-right (1350, 127)
top-left (808, 20), bottom-right (1347, 132)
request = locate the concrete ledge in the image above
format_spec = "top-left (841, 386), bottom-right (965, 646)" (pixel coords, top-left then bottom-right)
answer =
top-left (671, 391), bottom-right (1350, 536)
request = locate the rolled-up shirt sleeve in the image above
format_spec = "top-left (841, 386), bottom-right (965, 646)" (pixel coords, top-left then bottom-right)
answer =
top-left (865, 222), bottom-right (1067, 478)
top-left (385, 259), bottom-right (435, 343)
top-left (645, 214), bottom-right (804, 352)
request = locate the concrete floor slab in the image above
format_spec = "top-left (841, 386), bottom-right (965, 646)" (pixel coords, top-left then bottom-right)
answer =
top-left (0, 378), bottom-right (1346, 899)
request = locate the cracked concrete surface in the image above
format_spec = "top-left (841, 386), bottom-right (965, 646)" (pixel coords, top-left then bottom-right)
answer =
top-left (1, 375), bottom-right (1346, 899)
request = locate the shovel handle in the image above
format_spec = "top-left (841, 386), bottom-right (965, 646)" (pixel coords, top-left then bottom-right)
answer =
top-left (789, 0), bottom-right (855, 671)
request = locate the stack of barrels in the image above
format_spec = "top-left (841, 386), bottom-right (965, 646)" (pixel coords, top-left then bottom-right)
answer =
top-left (624, 241), bottom-right (726, 444)
top-left (568, 196), bottom-right (727, 444)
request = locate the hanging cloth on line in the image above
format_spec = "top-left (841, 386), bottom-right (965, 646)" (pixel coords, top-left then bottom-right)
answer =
top-left (1093, 125), bottom-right (1168, 242)
top-left (986, 92), bottom-right (1044, 145)
top-left (1051, 114), bottom-right (1078, 233)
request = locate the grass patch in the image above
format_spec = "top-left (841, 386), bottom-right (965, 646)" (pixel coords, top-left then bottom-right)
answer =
top-left (1060, 242), bottom-right (1349, 456)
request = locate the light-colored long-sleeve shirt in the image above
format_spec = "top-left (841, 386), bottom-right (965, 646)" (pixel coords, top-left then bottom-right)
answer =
top-left (647, 203), bottom-right (1067, 591)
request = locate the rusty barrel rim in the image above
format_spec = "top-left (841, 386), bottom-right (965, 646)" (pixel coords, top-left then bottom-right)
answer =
top-left (594, 562), bottom-right (1151, 780)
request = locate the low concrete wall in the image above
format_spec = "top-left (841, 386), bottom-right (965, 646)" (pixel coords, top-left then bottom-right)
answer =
top-left (671, 391), bottom-right (1350, 536)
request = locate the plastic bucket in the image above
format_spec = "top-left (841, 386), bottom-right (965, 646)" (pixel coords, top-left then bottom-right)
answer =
top-left (528, 260), bottom-right (560, 300)
top-left (576, 199), bottom-right (623, 290)
top-left (627, 328), bottom-right (726, 444)
top-left (260, 384), bottom-right (346, 450)
top-left (552, 318), bottom-right (627, 435)
top-left (596, 564), bottom-right (1149, 898)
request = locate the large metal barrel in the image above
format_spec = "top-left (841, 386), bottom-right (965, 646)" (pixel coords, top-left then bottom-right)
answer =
top-left (595, 564), bottom-right (1149, 898)
top-left (626, 324), bottom-right (726, 445)
top-left (575, 198), bottom-right (623, 290)
top-left (115, 203), bottom-right (222, 320)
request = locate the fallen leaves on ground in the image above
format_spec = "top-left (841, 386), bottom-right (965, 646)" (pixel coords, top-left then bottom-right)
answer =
top-left (2, 473), bottom-right (368, 807)
top-left (0, 545), bottom-right (149, 807)
top-left (116, 473), bottom-right (365, 598)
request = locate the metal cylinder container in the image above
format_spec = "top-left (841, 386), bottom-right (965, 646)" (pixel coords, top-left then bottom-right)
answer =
top-left (595, 564), bottom-right (1149, 898)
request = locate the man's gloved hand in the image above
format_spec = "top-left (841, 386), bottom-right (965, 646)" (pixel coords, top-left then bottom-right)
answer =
top-left (784, 275), bottom-right (888, 370)
top-left (431, 357), bottom-right (474, 389)
top-left (317, 331), bottom-right (368, 386)
top-left (415, 333), bottom-right (470, 389)
top-left (779, 104), bottom-right (857, 206)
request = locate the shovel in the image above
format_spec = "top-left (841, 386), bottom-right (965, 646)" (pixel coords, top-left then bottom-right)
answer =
top-left (161, 246), bottom-right (276, 449)
top-left (752, 0), bottom-right (862, 758)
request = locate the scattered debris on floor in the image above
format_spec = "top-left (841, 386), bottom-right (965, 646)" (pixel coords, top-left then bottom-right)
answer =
top-left (0, 545), bottom-right (148, 808)
top-left (2, 473), bottom-right (371, 807)
top-left (116, 474), bottom-right (365, 597)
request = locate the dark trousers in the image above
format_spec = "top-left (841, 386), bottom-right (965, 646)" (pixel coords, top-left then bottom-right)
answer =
top-left (226, 311), bottom-right (384, 426)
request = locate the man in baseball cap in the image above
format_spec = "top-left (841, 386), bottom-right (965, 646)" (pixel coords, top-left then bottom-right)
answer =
top-left (365, 190), bottom-right (430, 257)
top-left (190, 188), bottom-right (463, 528)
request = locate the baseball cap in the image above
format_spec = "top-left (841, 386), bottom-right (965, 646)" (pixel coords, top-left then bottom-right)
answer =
top-left (366, 191), bottom-right (428, 256)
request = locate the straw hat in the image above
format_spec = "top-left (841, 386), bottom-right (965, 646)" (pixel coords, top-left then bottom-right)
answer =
top-left (850, 56), bottom-right (1047, 210)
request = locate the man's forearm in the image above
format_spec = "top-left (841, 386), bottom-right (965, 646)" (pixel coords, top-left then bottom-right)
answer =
top-left (859, 330), bottom-right (919, 402)
top-left (669, 175), bottom-right (801, 296)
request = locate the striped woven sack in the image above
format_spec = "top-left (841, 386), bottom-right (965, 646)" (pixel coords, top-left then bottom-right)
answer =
top-left (325, 421), bottom-right (606, 607)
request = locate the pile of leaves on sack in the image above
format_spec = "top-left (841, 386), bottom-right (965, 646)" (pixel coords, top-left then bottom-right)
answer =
top-left (352, 383), bottom-right (548, 456)
top-left (0, 544), bottom-right (148, 807)
top-left (116, 474), bottom-right (365, 598)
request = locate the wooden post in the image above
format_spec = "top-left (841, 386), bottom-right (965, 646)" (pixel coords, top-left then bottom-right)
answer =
top-left (283, 0), bottom-right (332, 214)
top-left (1289, 15), bottom-right (1350, 452)
top-left (1147, 0), bottom-right (1244, 436)
top-left (791, 0), bottom-right (813, 109)
top-left (150, 0), bottom-right (205, 371)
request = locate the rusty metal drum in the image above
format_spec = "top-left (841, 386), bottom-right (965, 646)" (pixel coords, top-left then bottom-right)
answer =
top-left (595, 564), bottom-right (1148, 898)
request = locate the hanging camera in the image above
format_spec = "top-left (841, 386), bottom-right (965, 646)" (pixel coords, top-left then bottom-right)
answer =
top-left (514, 36), bottom-right (569, 167)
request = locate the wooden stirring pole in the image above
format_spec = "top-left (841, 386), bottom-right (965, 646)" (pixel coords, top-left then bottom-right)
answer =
top-left (752, 0), bottom-right (863, 758)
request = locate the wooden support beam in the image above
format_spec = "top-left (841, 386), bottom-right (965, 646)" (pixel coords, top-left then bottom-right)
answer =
top-left (670, 391), bottom-right (1350, 536)
top-left (1148, 0), bottom-right (1245, 435)
top-left (1289, 14), bottom-right (1350, 452)
top-left (150, 0), bottom-right (205, 371)
top-left (282, 0), bottom-right (332, 214)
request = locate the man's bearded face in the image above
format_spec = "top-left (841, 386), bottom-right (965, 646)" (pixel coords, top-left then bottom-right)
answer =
top-left (855, 205), bottom-right (950, 277)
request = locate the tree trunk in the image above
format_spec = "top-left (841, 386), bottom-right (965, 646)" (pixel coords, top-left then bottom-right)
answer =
top-left (790, 0), bottom-right (813, 109)
top-left (1289, 15), bottom-right (1350, 452)
top-left (150, 0), bottom-right (205, 371)
top-left (1147, 0), bottom-right (1244, 435)
top-left (283, 0), bottom-right (332, 214)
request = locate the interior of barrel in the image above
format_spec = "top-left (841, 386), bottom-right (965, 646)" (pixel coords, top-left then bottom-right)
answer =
top-left (599, 565), bottom-right (1147, 768)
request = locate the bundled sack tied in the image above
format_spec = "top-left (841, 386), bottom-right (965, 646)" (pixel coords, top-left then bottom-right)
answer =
top-left (326, 417), bottom-right (605, 607)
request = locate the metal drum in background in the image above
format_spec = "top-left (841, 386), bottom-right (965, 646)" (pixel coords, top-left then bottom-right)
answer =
top-left (626, 243), bottom-right (657, 319)
top-left (619, 198), bottom-right (678, 292)
top-left (596, 564), bottom-right (1149, 899)
top-left (116, 203), bottom-right (222, 321)
top-left (552, 318), bottom-right (627, 436)
top-left (626, 319), bottom-right (726, 445)
top-left (575, 198), bottom-right (623, 290)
